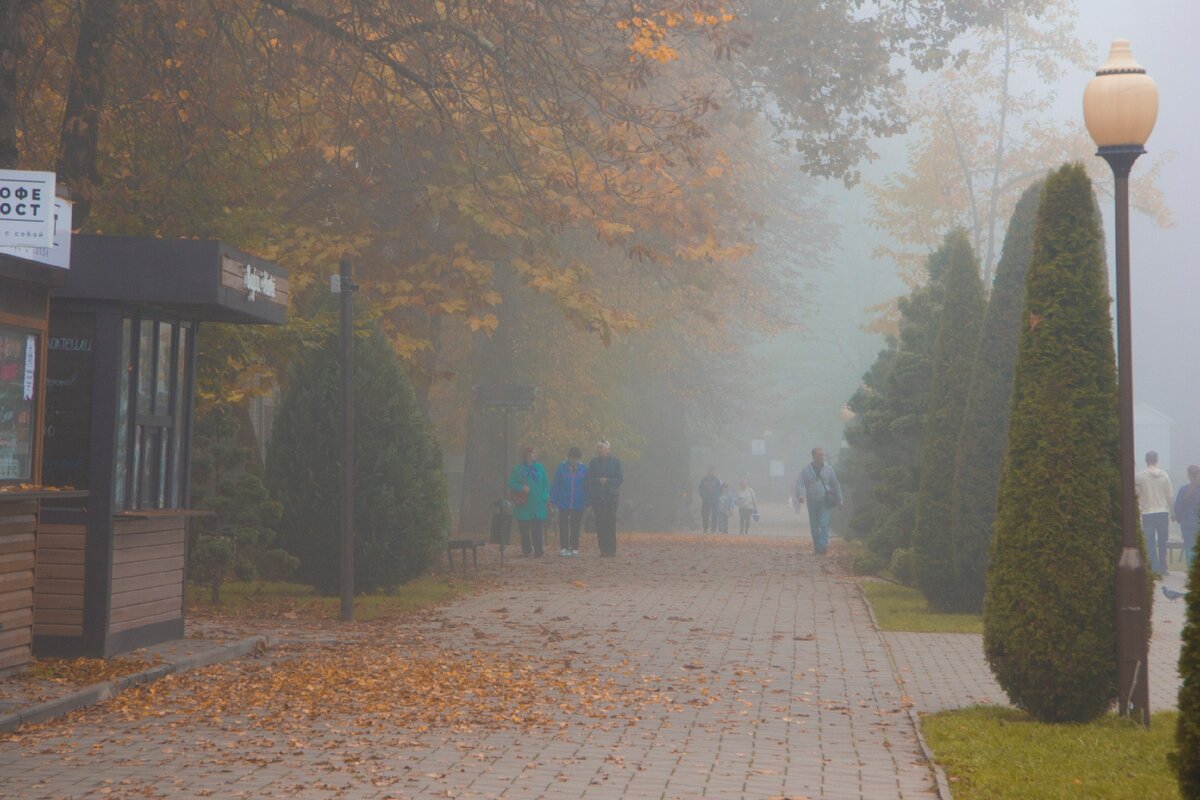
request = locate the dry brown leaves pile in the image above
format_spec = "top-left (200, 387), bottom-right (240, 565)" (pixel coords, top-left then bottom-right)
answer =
top-left (104, 644), bottom-right (692, 735)
top-left (18, 655), bottom-right (163, 688)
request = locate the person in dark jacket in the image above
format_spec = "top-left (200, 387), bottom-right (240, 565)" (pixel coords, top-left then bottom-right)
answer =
top-left (698, 466), bottom-right (722, 533)
top-left (1175, 465), bottom-right (1200, 568)
top-left (551, 446), bottom-right (589, 557)
top-left (587, 440), bottom-right (623, 556)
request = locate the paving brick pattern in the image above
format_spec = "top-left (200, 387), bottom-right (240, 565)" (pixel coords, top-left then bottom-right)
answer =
top-left (0, 523), bottom-right (941, 799)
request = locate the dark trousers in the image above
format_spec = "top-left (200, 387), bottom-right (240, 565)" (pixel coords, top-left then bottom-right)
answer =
top-left (594, 501), bottom-right (618, 555)
top-left (739, 507), bottom-right (753, 535)
top-left (558, 509), bottom-right (583, 551)
top-left (701, 497), bottom-right (717, 532)
top-left (518, 518), bottom-right (545, 556)
top-left (717, 511), bottom-right (729, 534)
top-left (1143, 512), bottom-right (1170, 573)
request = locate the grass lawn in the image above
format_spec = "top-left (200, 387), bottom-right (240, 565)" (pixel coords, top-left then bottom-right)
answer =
top-left (924, 706), bottom-right (1181, 799)
top-left (186, 575), bottom-right (472, 621)
top-left (861, 580), bottom-right (984, 634)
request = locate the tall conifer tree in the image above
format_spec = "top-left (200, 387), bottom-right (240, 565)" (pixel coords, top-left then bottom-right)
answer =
top-left (983, 163), bottom-right (1131, 722)
top-left (912, 229), bottom-right (984, 610)
top-left (947, 180), bottom-right (1042, 612)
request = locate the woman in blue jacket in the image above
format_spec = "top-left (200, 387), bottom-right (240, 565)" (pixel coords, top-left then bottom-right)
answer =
top-left (508, 444), bottom-right (550, 557)
top-left (550, 446), bottom-right (589, 557)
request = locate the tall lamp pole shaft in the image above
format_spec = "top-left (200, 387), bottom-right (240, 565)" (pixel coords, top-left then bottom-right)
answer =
top-left (340, 258), bottom-right (355, 622)
top-left (1104, 146), bottom-right (1150, 727)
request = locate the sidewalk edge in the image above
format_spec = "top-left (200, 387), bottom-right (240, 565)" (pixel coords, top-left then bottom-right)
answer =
top-left (856, 580), bottom-right (955, 800)
top-left (0, 634), bottom-right (273, 734)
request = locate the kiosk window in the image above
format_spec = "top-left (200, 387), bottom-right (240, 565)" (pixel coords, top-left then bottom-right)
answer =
top-left (0, 327), bottom-right (38, 482)
top-left (115, 316), bottom-right (192, 509)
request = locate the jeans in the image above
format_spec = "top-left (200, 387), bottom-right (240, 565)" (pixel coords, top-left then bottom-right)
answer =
top-left (558, 509), bottom-right (583, 551)
top-left (717, 511), bottom-right (729, 534)
top-left (701, 497), bottom-right (717, 532)
top-left (739, 507), bottom-right (753, 535)
top-left (808, 501), bottom-right (831, 554)
top-left (1143, 512), bottom-right (1170, 573)
top-left (518, 518), bottom-right (545, 557)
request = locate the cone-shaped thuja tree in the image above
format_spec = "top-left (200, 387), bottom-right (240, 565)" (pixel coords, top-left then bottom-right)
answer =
top-left (947, 180), bottom-right (1042, 613)
top-left (912, 229), bottom-right (984, 611)
top-left (1176, 543), bottom-right (1200, 797)
top-left (983, 162), bottom-right (1128, 723)
top-left (267, 323), bottom-right (449, 595)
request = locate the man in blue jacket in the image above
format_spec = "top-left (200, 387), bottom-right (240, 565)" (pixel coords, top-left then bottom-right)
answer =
top-left (587, 440), bottom-right (623, 557)
top-left (551, 446), bottom-right (589, 557)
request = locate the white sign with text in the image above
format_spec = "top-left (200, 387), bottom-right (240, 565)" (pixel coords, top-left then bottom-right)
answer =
top-left (2, 197), bottom-right (72, 268)
top-left (0, 170), bottom-right (55, 247)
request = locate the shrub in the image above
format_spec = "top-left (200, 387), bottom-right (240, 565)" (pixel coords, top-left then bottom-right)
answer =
top-left (852, 552), bottom-right (883, 576)
top-left (890, 547), bottom-right (917, 586)
top-left (1175, 543), bottom-right (1200, 797)
top-left (983, 163), bottom-right (1142, 723)
top-left (267, 324), bottom-right (449, 594)
top-left (948, 180), bottom-right (1043, 613)
top-left (912, 230), bottom-right (984, 611)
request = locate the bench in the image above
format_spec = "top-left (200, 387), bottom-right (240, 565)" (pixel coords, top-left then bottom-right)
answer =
top-left (446, 538), bottom-right (485, 575)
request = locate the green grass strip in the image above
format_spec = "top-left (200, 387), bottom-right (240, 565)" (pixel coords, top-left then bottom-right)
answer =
top-left (923, 706), bottom-right (1180, 799)
top-left (861, 580), bottom-right (983, 634)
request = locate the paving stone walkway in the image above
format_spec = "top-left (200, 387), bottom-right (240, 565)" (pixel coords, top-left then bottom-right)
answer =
top-left (0, 513), bottom-right (942, 800)
top-left (1, 505), bottom-right (1184, 799)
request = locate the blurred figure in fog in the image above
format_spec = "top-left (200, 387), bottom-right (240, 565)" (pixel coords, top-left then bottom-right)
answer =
top-left (551, 446), bottom-right (588, 557)
top-left (796, 447), bottom-right (842, 555)
top-left (509, 445), bottom-right (550, 557)
top-left (1135, 450), bottom-right (1173, 574)
top-left (717, 482), bottom-right (734, 534)
top-left (587, 440), bottom-right (623, 556)
top-left (736, 479), bottom-right (758, 536)
top-left (1175, 465), bottom-right (1200, 569)
top-left (698, 466), bottom-right (722, 534)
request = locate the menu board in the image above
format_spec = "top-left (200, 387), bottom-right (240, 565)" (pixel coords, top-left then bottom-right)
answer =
top-left (0, 327), bottom-right (37, 480)
top-left (42, 314), bottom-right (94, 489)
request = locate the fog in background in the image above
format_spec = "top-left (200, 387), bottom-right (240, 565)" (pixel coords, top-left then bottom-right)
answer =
top-left (721, 0), bottom-right (1200, 498)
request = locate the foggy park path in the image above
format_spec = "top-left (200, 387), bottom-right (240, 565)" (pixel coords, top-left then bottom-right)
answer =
top-left (0, 505), bottom-right (950, 800)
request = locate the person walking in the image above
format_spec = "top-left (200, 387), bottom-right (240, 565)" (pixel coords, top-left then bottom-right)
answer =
top-left (735, 479), bottom-right (758, 536)
top-left (1174, 465), bottom-right (1200, 569)
top-left (508, 445), bottom-right (550, 557)
top-left (1135, 450), bottom-right (1174, 574)
top-left (717, 482), bottom-right (734, 534)
top-left (698, 466), bottom-right (722, 534)
top-left (796, 447), bottom-right (842, 555)
top-left (587, 440), bottom-right (623, 557)
top-left (551, 446), bottom-right (588, 557)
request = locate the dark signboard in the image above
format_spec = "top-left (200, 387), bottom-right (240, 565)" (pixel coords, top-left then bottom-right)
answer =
top-left (42, 312), bottom-right (95, 489)
top-left (475, 384), bottom-right (537, 410)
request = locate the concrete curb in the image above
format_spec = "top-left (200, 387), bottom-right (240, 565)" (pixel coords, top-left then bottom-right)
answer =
top-left (855, 580), bottom-right (955, 800)
top-left (0, 634), bottom-right (273, 734)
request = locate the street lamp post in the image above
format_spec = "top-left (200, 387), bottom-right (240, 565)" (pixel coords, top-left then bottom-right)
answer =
top-left (1083, 38), bottom-right (1159, 728)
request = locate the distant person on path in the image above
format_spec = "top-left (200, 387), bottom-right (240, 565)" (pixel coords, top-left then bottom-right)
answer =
top-left (796, 447), bottom-right (842, 555)
top-left (735, 479), bottom-right (758, 536)
top-left (715, 482), bottom-right (734, 534)
top-left (1174, 465), bottom-right (1200, 569)
top-left (551, 446), bottom-right (588, 557)
top-left (1135, 450), bottom-right (1174, 573)
top-left (698, 466), bottom-right (722, 534)
top-left (508, 445), bottom-right (550, 558)
top-left (587, 440), bottom-right (623, 557)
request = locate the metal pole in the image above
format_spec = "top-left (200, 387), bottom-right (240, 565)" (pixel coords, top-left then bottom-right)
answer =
top-left (339, 258), bottom-right (355, 622)
top-left (1101, 145), bottom-right (1150, 727)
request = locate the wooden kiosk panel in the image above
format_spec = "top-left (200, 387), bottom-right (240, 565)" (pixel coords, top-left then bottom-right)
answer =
top-left (0, 500), bottom-right (37, 673)
top-left (108, 515), bottom-right (185, 636)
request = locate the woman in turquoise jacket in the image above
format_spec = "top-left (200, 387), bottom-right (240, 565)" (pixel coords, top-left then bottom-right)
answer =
top-left (508, 444), bottom-right (550, 557)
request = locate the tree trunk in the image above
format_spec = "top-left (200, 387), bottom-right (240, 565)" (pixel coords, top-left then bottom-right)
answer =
top-left (0, 0), bottom-right (36, 168)
top-left (56, 0), bottom-right (121, 226)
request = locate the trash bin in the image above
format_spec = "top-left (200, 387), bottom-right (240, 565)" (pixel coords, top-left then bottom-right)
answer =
top-left (490, 500), bottom-right (514, 547)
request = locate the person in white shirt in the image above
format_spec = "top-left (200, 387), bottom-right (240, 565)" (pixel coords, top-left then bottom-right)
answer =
top-left (735, 480), bottom-right (757, 536)
top-left (1135, 450), bottom-right (1174, 574)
